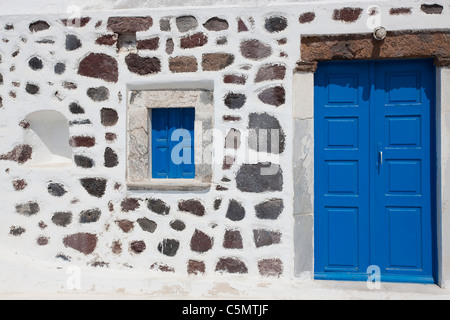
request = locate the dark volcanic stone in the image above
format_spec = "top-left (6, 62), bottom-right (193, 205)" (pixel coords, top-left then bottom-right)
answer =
top-left (87, 86), bottom-right (109, 102)
top-left (213, 198), bottom-right (222, 210)
top-left (19, 120), bottom-right (30, 129)
top-left (299, 12), bottom-right (316, 24)
top-left (332, 7), bottom-right (363, 23)
top-left (215, 258), bottom-right (248, 274)
top-left (105, 133), bottom-right (117, 142)
top-left (69, 136), bottom-right (95, 148)
top-left (150, 263), bottom-right (174, 273)
top-left (202, 53), bottom-right (234, 71)
top-left (160, 18), bottom-right (171, 31)
top-left (389, 8), bottom-right (412, 15)
top-left (176, 16), bottom-right (198, 32)
top-left (188, 260), bottom-right (205, 275)
top-left (224, 93), bottom-right (246, 110)
top-left (125, 53), bottom-right (161, 75)
top-left (158, 239), bottom-right (180, 257)
top-left (240, 40), bottom-right (272, 60)
top-left (79, 178), bottom-right (107, 198)
top-left (101, 108), bottom-right (119, 127)
top-left (255, 63), bottom-right (286, 83)
top-left (54, 63), bottom-right (66, 75)
top-left (169, 56), bottom-right (198, 73)
top-left (79, 209), bottom-right (101, 223)
top-left (52, 212), bottom-right (72, 227)
top-left (56, 253), bottom-right (71, 261)
top-left (12, 179), bottom-right (27, 191)
top-left (74, 155), bottom-right (94, 168)
top-left (216, 37), bottom-right (228, 45)
top-left (258, 258), bottom-right (283, 277)
top-left (223, 230), bottom-right (243, 249)
top-left (236, 163), bottom-right (283, 193)
top-left (224, 74), bottom-right (246, 85)
top-left (15, 201), bottom-right (40, 216)
top-left (61, 17), bottom-right (91, 28)
top-left (421, 4), bottom-right (443, 14)
top-left (69, 102), bottom-right (84, 114)
top-left (111, 241), bottom-right (122, 255)
top-left (95, 34), bottom-right (118, 46)
top-left (237, 18), bottom-right (249, 32)
top-left (258, 86), bottom-right (285, 106)
top-left (117, 220), bottom-right (134, 233)
top-left (203, 17), bottom-right (229, 31)
top-left (180, 33), bottom-right (208, 49)
top-left (63, 82), bottom-right (77, 90)
top-left (137, 37), bottom-right (160, 50)
top-left (255, 199), bottom-right (284, 220)
top-left (265, 16), bottom-right (288, 33)
top-left (248, 112), bottom-right (286, 154)
top-left (63, 233), bottom-right (98, 255)
top-left (107, 16), bottom-right (153, 33)
top-left (170, 219), bottom-right (186, 231)
top-left (66, 34), bottom-right (82, 51)
top-left (222, 155), bottom-right (235, 170)
top-left (78, 53), bottom-right (119, 83)
top-left (147, 198), bottom-right (170, 215)
top-left (29, 20), bottom-right (50, 32)
top-left (0, 144), bottom-right (33, 164)
top-left (130, 240), bottom-right (146, 254)
top-left (29, 57), bottom-right (43, 70)
top-left (25, 83), bottom-right (40, 95)
top-left (47, 182), bottom-right (67, 197)
top-left (37, 236), bottom-right (49, 246)
top-left (178, 199), bottom-right (205, 217)
top-left (137, 218), bottom-right (157, 233)
top-left (253, 229), bottom-right (282, 248)
top-left (190, 229), bottom-right (213, 253)
top-left (10, 226), bottom-right (26, 236)
top-left (121, 198), bottom-right (140, 212)
top-left (166, 38), bottom-right (174, 54)
top-left (226, 199), bottom-right (245, 222)
top-left (69, 119), bottom-right (92, 126)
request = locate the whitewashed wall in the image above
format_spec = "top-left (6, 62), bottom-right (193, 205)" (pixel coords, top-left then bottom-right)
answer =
top-left (0, 0), bottom-right (448, 296)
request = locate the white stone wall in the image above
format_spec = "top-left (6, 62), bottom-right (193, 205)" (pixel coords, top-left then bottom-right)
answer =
top-left (0, 0), bottom-right (448, 294)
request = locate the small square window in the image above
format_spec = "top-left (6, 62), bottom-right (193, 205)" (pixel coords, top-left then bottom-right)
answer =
top-left (127, 88), bottom-right (213, 191)
top-left (151, 108), bottom-right (195, 179)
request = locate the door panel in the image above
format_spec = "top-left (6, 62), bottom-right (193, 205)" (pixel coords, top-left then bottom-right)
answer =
top-left (326, 207), bottom-right (359, 271)
top-left (314, 60), bottom-right (435, 283)
top-left (372, 60), bottom-right (434, 281)
top-left (314, 62), bottom-right (371, 278)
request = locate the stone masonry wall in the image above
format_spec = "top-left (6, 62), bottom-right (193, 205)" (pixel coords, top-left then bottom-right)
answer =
top-left (0, 8), bottom-right (297, 278)
top-left (0, 1), bottom-right (448, 282)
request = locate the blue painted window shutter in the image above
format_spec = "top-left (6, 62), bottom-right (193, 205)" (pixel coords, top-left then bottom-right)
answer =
top-left (152, 108), bottom-right (195, 179)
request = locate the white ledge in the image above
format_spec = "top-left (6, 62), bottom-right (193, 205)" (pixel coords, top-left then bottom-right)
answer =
top-left (127, 180), bottom-right (211, 191)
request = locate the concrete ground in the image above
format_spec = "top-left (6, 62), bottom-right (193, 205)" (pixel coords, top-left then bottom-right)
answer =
top-left (1, 248), bottom-right (449, 300)
top-left (1, 276), bottom-right (450, 300)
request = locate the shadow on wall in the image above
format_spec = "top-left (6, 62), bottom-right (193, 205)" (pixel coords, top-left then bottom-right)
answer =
top-left (24, 110), bottom-right (72, 167)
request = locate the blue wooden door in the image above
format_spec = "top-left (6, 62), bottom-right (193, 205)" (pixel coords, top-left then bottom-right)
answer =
top-left (314, 60), bottom-right (436, 283)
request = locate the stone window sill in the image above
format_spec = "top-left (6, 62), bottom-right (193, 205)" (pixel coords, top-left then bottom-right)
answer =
top-left (127, 179), bottom-right (211, 191)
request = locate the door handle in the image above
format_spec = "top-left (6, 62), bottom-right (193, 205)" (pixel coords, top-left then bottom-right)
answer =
top-left (377, 143), bottom-right (383, 174)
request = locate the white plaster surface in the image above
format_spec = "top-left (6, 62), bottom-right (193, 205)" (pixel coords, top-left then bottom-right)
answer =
top-left (0, 247), bottom-right (449, 300)
top-left (0, 0), bottom-right (449, 298)
top-left (0, 0), bottom-right (396, 15)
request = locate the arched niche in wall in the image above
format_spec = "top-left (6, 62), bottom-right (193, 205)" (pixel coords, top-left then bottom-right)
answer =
top-left (23, 110), bottom-right (72, 167)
